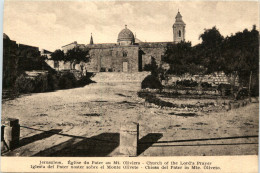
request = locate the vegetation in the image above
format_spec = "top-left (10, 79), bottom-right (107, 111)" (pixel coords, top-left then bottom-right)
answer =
top-left (50, 49), bottom-right (65, 62)
top-left (163, 25), bottom-right (259, 96)
top-left (3, 42), bottom-right (92, 96)
top-left (50, 47), bottom-right (90, 70)
top-left (163, 42), bottom-right (205, 75)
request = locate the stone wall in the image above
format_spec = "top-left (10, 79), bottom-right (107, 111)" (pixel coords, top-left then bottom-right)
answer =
top-left (139, 42), bottom-right (174, 69)
top-left (167, 72), bottom-right (239, 86)
top-left (45, 60), bottom-right (76, 71)
top-left (87, 46), bottom-right (139, 72)
top-left (54, 42), bottom-right (174, 73)
top-left (140, 47), bottom-right (165, 68)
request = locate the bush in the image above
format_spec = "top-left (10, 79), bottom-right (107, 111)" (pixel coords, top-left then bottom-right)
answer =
top-left (100, 67), bottom-right (106, 72)
top-left (14, 73), bottom-right (48, 93)
top-left (15, 74), bottom-right (35, 93)
top-left (201, 82), bottom-right (212, 88)
top-left (58, 72), bottom-right (77, 89)
top-left (76, 76), bottom-right (95, 87)
top-left (176, 79), bottom-right (198, 87)
top-left (141, 75), bottom-right (162, 90)
top-left (47, 73), bottom-right (58, 91)
top-left (33, 74), bottom-right (48, 93)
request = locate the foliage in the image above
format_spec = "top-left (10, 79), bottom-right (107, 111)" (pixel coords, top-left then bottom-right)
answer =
top-left (163, 42), bottom-right (205, 75)
top-left (50, 49), bottom-right (65, 61)
top-left (197, 26), bottom-right (225, 74)
top-left (163, 25), bottom-right (259, 95)
top-left (65, 47), bottom-right (90, 64)
top-left (57, 72), bottom-right (77, 89)
top-left (176, 80), bottom-right (198, 88)
top-left (14, 73), bottom-right (48, 93)
top-left (221, 26), bottom-right (259, 83)
top-left (141, 75), bottom-right (163, 90)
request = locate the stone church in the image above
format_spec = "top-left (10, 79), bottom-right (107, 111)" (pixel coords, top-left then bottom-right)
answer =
top-left (60, 11), bottom-right (186, 73)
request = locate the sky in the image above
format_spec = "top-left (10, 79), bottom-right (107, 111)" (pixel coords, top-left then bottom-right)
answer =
top-left (3, 1), bottom-right (259, 51)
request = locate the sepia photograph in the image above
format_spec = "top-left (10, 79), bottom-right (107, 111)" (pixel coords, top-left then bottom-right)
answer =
top-left (1, 0), bottom-right (259, 163)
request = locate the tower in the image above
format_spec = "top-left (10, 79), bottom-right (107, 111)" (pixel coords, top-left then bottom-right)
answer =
top-left (173, 10), bottom-right (186, 43)
top-left (90, 33), bottom-right (94, 45)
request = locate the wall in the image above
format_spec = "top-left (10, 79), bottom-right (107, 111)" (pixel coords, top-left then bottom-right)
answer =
top-left (62, 42), bottom-right (78, 53)
top-left (167, 72), bottom-right (239, 86)
top-left (139, 42), bottom-right (174, 69)
top-left (45, 60), bottom-right (72, 71)
top-left (87, 45), bottom-right (139, 72)
top-left (173, 25), bottom-right (185, 43)
top-left (52, 42), bottom-right (175, 73)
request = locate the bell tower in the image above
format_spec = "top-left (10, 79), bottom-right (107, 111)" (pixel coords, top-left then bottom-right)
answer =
top-left (173, 10), bottom-right (186, 43)
top-left (90, 33), bottom-right (94, 45)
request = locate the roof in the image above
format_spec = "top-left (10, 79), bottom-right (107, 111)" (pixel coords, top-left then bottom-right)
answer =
top-left (117, 25), bottom-right (135, 42)
top-left (135, 37), bottom-right (142, 43)
top-left (41, 49), bottom-right (52, 54)
top-left (174, 11), bottom-right (185, 25)
top-left (176, 11), bottom-right (182, 19)
top-left (62, 41), bottom-right (77, 48)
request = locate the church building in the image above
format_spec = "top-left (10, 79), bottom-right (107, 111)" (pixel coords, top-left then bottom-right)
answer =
top-left (60, 11), bottom-right (186, 73)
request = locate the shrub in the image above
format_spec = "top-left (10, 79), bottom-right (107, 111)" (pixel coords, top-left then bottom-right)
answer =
top-left (33, 74), bottom-right (48, 93)
top-left (201, 82), bottom-right (212, 88)
top-left (141, 75), bottom-right (163, 90)
top-left (14, 73), bottom-right (48, 93)
top-left (14, 74), bottom-right (35, 93)
top-left (176, 79), bottom-right (198, 87)
top-left (58, 72), bottom-right (77, 89)
top-left (46, 73), bottom-right (57, 91)
top-left (76, 76), bottom-right (95, 87)
top-left (100, 67), bottom-right (106, 72)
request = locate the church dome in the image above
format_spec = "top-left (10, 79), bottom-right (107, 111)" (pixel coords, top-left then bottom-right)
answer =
top-left (117, 25), bottom-right (135, 45)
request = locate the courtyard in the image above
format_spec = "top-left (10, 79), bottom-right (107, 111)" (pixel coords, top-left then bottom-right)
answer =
top-left (1, 81), bottom-right (258, 156)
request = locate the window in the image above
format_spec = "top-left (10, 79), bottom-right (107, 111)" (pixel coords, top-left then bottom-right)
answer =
top-left (123, 50), bottom-right (128, 57)
top-left (179, 30), bottom-right (181, 37)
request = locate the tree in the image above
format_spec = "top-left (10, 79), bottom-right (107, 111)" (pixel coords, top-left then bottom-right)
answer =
top-left (50, 49), bottom-right (65, 70)
top-left (198, 26), bottom-right (224, 74)
top-left (65, 47), bottom-right (89, 70)
top-left (50, 49), bottom-right (65, 61)
top-left (163, 41), bottom-right (204, 76)
top-left (221, 25), bottom-right (259, 95)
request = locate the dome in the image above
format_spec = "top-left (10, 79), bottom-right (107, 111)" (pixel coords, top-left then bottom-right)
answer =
top-left (117, 25), bottom-right (135, 45)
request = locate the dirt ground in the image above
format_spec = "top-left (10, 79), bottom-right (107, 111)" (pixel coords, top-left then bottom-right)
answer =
top-left (1, 82), bottom-right (258, 156)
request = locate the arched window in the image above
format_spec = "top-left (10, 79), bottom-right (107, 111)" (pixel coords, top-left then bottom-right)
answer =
top-left (179, 30), bottom-right (181, 37)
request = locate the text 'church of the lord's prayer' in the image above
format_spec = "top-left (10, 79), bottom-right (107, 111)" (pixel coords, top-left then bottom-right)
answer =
top-left (58, 11), bottom-right (186, 73)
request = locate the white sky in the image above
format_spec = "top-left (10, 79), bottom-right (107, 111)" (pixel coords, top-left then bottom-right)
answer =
top-left (3, 1), bottom-right (259, 51)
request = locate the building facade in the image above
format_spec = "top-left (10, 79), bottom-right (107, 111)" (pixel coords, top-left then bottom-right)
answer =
top-left (59, 11), bottom-right (185, 73)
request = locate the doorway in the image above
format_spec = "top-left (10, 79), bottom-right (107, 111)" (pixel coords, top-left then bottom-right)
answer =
top-left (123, 62), bottom-right (128, 72)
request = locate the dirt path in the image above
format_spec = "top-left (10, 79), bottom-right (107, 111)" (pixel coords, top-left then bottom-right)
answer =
top-left (1, 82), bottom-right (258, 156)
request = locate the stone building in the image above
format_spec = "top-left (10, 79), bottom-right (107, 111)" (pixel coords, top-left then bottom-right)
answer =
top-left (58, 11), bottom-right (186, 73)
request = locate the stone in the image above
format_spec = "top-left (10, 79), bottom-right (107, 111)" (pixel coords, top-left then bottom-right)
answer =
top-left (2, 118), bottom-right (20, 150)
top-left (120, 122), bottom-right (139, 156)
top-left (225, 104), bottom-right (231, 111)
top-left (230, 102), bottom-right (240, 109)
top-left (2, 118), bottom-right (19, 127)
top-left (251, 97), bottom-right (258, 103)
